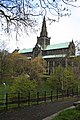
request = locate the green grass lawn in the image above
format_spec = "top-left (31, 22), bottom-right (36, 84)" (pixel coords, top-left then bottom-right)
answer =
top-left (52, 108), bottom-right (80, 120)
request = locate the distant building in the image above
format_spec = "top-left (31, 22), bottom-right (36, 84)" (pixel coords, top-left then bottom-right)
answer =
top-left (19, 16), bottom-right (75, 74)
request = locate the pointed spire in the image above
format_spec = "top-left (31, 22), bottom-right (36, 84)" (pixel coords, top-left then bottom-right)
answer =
top-left (40, 16), bottom-right (48, 37)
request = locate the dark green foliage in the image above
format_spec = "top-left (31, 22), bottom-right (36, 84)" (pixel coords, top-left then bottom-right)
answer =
top-left (48, 66), bottom-right (64, 91)
top-left (52, 109), bottom-right (80, 120)
top-left (49, 66), bottom-right (79, 91)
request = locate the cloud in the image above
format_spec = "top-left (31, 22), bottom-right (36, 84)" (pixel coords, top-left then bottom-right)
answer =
top-left (1, 1), bottom-right (80, 52)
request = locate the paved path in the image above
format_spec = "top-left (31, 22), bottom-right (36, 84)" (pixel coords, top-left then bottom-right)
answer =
top-left (0, 100), bottom-right (78, 120)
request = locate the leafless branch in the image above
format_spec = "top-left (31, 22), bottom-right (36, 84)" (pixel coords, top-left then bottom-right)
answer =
top-left (62, 0), bottom-right (80, 7)
top-left (0, 0), bottom-right (79, 35)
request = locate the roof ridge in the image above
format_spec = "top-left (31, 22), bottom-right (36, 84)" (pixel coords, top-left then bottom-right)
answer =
top-left (45, 41), bottom-right (71, 50)
top-left (48, 41), bottom-right (70, 46)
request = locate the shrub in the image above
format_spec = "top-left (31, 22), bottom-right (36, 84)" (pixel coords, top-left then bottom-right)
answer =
top-left (11, 73), bottom-right (37, 94)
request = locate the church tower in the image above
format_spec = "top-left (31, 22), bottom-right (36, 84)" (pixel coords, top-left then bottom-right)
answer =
top-left (37, 16), bottom-right (51, 49)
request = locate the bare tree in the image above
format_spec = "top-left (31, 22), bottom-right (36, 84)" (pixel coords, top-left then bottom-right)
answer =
top-left (0, 0), bottom-right (79, 34)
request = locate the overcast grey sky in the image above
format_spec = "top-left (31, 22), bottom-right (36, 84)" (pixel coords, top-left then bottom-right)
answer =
top-left (2, 0), bottom-right (80, 52)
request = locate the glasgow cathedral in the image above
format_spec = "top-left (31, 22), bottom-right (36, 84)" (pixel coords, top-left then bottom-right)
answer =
top-left (19, 16), bottom-right (75, 74)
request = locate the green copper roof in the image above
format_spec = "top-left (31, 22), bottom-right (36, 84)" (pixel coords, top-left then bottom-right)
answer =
top-left (19, 42), bottom-right (71, 54)
top-left (45, 42), bottom-right (70, 50)
top-left (43, 54), bottom-right (66, 59)
top-left (19, 48), bottom-right (33, 53)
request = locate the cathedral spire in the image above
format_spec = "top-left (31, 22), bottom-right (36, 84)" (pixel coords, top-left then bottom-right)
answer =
top-left (40, 16), bottom-right (48, 37)
top-left (37, 16), bottom-right (50, 49)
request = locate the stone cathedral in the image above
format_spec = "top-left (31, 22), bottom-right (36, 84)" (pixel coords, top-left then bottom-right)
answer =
top-left (19, 16), bottom-right (75, 74)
